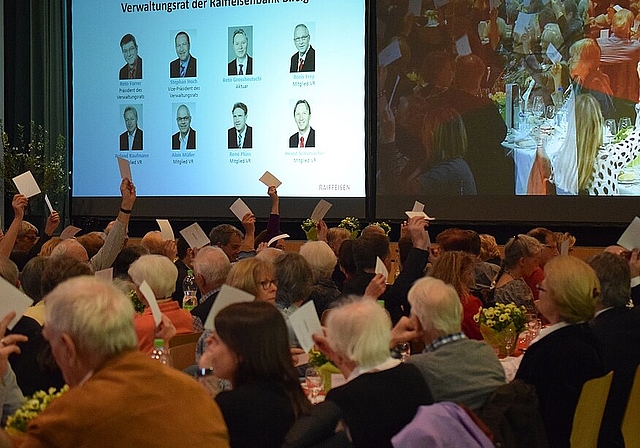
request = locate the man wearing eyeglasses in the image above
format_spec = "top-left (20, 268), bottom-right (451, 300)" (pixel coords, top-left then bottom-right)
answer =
top-left (289, 24), bottom-right (315, 73)
top-left (172, 104), bottom-right (196, 150)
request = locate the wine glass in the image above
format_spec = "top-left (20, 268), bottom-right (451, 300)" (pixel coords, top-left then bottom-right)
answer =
top-left (532, 96), bottom-right (545, 120)
top-left (392, 342), bottom-right (411, 362)
top-left (305, 367), bottom-right (323, 404)
top-left (527, 318), bottom-right (542, 339)
top-left (503, 327), bottom-right (516, 356)
top-left (604, 119), bottom-right (617, 143)
top-left (619, 117), bottom-right (633, 131)
top-left (545, 105), bottom-right (556, 121)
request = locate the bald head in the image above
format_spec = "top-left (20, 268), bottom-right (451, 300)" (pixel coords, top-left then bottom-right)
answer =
top-left (192, 246), bottom-right (231, 293)
top-left (50, 239), bottom-right (89, 263)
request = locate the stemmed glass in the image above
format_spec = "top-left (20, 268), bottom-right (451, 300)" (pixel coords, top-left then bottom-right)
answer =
top-left (527, 317), bottom-right (542, 339)
top-left (619, 117), bottom-right (633, 131)
top-left (503, 327), bottom-right (516, 356)
top-left (305, 367), bottom-right (323, 404)
top-left (532, 96), bottom-right (545, 120)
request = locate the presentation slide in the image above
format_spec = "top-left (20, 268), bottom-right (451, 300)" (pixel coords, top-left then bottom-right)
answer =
top-left (71, 0), bottom-right (366, 202)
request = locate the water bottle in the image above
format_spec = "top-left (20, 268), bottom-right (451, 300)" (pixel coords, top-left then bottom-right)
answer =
top-left (151, 338), bottom-right (171, 365)
top-left (182, 269), bottom-right (197, 311)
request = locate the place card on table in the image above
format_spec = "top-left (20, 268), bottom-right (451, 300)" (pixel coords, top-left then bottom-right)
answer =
top-left (204, 285), bottom-right (254, 331)
top-left (12, 171), bottom-right (41, 198)
top-left (289, 301), bottom-right (323, 354)
top-left (60, 225), bottom-right (82, 240)
top-left (0, 276), bottom-right (33, 330)
top-left (179, 223), bottom-right (210, 249)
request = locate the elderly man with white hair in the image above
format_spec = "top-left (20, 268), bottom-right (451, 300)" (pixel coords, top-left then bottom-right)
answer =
top-left (190, 246), bottom-right (231, 325)
top-left (403, 277), bottom-right (505, 411)
top-left (0, 277), bottom-right (230, 447)
top-left (299, 241), bottom-right (340, 318)
top-left (128, 254), bottom-right (200, 354)
top-left (314, 297), bottom-right (433, 448)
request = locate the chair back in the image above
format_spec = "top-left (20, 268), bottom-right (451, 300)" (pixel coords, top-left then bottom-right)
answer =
top-left (622, 365), bottom-right (640, 448)
top-left (169, 331), bottom-right (202, 371)
top-left (570, 371), bottom-right (613, 448)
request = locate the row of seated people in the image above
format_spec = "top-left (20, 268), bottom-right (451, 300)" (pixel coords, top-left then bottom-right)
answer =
top-left (0, 178), bottom-right (638, 447)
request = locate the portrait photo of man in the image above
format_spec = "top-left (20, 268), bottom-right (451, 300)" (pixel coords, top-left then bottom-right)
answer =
top-left (119, 106), bottom-right (143, 151)
top-left (227, 102), bottom-right (252, 149)
top-left (289, 99), bottom-right (315, 148)
top-left (172, 104), bottom-right (196, 150)
top-left (228, 28), bottom-right (253, 76)
top-left (290, 24), bottom-right (315, 72)
top-left (119, 34), bottom-right (142, 80)
top-left (170, 31), bottom-right (197, 78)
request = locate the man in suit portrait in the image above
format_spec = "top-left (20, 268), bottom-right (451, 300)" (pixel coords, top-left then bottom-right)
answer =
top-left (170, 31), bottom-right (197, 78)
top-left (289, 99), bottom-right (315, 148)
top-left (172, 104), bottom-right (196, 150)
top-left (119, 34), bottom-right (142, 79)
top-left (290, 24), bottom-right (315, 72)
top-left (120, 106), bottom-right (143, 150)
top-left (228, 29), bottom-right (253, 76)
top-left (228, 102), bottom-right (252, 149)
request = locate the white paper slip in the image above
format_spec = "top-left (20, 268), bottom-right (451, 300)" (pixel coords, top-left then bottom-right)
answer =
top-left (405, 211), bottom-right (436, 220)
top-left (156, 219), bottom-right (175, 241)
top-left (229, 198), bottom-right (252, 221)
top-left (117, 156), bottom-right (132, 181)
top-left (179, 222), bottom-right (210, 249)
top-left (433, 0), bottom-right (450, 8)
top-left (617, 216), bottom-right (640, 250)
top-left (546, 42), bottom-right (562, 64)
top-left (408, 0), bottom-right (422, 16)
top-left (514, 12), bottom-right (536, 36)
top-left (613, 4), bottom-right (623, 11)
top-left (95, 267), bottom-right (114, 282)
top-left (12, 171), bottom-right (41, 198)
top-left (44, 194), bottom-right (54, 214)
top-left (455, 34), bottom-right (472, 56)
top-left (560, 239), bottom-right (570, 256)
top-left (378, 39), bottom-right (401, 67)
top-left (289, 301), bottom-right (323, 354)
top-left (600, 29), bottom-right (609, 38)
top-left (268, 233), bottom-right (290, 247)
top-left (259, 171), bottom-right (282, 188)
top-left (310, 199), bottom-right (332, 222)
top-left (375, 256), bottom-right (389, 279)
top-left (138, 280), bottom-right (161, 327)
top-left (60, 225), bottom-right (82, 240)
top-left (204, 285), bottom-right (254, 331)
top-left (0, 276), bottom-right (34, 330)
top-left (412, 201), bottom-right (425, 212)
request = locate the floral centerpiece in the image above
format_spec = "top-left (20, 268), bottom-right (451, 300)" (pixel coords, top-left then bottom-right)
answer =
top-left (301, 218), bottom-right (318, 241)
top-left (371, 221), bottom-right (391, 236)
top-left (474, 302), bottom-right (527, 357)
top-left (489, 91), bottom-right (507, 122)
top-left (5, 386), bottom-right (69, 434)
top-left (308, 348), bottom-right (341, 392)
top-left (338, 217), bottom-right (360, 240)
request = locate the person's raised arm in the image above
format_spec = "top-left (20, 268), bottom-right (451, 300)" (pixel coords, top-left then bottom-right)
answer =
top-left (266, 186), bottom-right (281, 242)
top-left (25, 210), bottom-right (61, 260)
top-left (0, 195), bottom-right (28, 259)
top-left (240, 212), bottom-right (256, 252)
top-left (90, 179), bottom-right (136, 271)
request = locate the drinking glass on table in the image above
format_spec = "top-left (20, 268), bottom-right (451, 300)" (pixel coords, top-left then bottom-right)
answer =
top-left (503, 327), bottom-right (516, 355)
top-left (527, 317), bottom-right (542, 339)
top-left (532, 96), bottom-right (545, 120)
top-left (305, 367), bottom-right (323, 404)
top-left (619, 117), bottom-right (633, 131)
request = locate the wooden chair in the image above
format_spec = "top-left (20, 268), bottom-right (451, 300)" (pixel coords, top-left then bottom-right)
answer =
top-left (570, 371), bottom-right (613, 448)
top-left (169, 331), bottom-right (202, 371)
top-left (622, 365), bottom-right (640, 448)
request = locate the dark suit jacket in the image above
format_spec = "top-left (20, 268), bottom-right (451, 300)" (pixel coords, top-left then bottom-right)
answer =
top-left (228, 125), bottom-right (253, 149)
top-left (290, 46), bottom-right (315, 72)
top-left (590, 307), bottom-right (640, 448)
top-left (119, 57), bottom-right (143, 79)
top-left (119, 128), bottom-right (143, 150)
top-left (289, 127), bottom-right (315, 148)
top-left (228, 56), bottom-right (253, 75)
top-left (172, 128), bottom-right (196, 150)
top-left (170, 56), bottom-right (197, 78)
top-left (191, 291), bottom-right (220, 325)
top-left (515, 323), bottom-right (607, 448)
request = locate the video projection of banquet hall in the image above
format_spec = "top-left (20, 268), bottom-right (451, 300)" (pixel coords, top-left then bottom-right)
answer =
top-left (2, 0), bottom-right (640, 245)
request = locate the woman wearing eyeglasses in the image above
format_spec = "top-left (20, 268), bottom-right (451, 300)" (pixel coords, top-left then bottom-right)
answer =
top-left (226, 257), bottom-right (278, 304)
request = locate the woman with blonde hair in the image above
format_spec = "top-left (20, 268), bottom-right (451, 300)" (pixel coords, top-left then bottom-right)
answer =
top-left (516, 256), bottom-right (607, 448)
top-left (226, 257), bottom-right (277, 304)
top-left (493, 235), bottom-right (541, 312)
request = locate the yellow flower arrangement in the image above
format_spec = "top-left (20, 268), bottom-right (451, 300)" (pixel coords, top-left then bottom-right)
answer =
top-left (6, 386), bottom-right (69, 433)
top-left (474, 302), bottom-right (527, 334)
